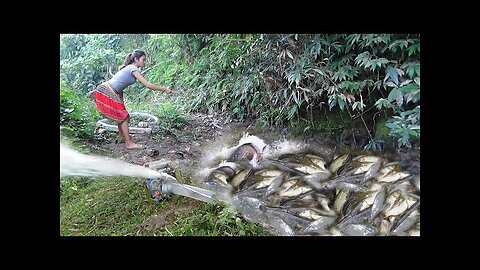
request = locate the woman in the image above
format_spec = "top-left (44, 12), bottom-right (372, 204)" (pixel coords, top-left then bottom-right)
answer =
top-left (94, 49), bottom-right (172, 150)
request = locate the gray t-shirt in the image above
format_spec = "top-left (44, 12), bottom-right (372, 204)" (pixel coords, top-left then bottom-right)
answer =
top-left (107, 64), bottom-right (140, 93)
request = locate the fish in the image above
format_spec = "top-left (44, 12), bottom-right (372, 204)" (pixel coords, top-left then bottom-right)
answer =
top-left (329, 154), bottom-right (350, 175)
top-left (268, 216), bottom-right (295, 236)
top-left (341, 223), bottom-right (377, 236)
top-left (305, 154), bottom-right (328, 171)
top-left (369, 187), bottom-right (386, 221)
top-left (363, 159), bottom-right (383, 181)
top-left (300, 216), bottom-right (337, 234)
top-left (277, 177), bottom-right (313, 197)
top-left (352, 155), bottom-right (382, 163)
top-left (301, 172), bottom-right (332, 190)
top-left (315, 193), bottom-right (334, 214)
top-left (264, 206), bottom-right (311, 230)
top-left (393, 217), bottom-right (417, 233)
top-left (408, 229), bottom-right (420, 236)
top-left (210, 171), bottom-right (230, 185)
top-left (293, 163), bottom-right (326, 175)
top-left (334, 189), bottom-right (350, 214)
top-left (200, 135), bottom-right (420, 236)
top-left (378, 218), bottom-right (393, 236)
top-left (230, 168), bottom-right (252, 188)
top-left (377, 171), bottom-right (411, 183)
top-left (390, 201), bottom-right (420, 233)
top-left (335, 182), bottom-right (366, 192)
top-left (358, 183), bottom-right (383, 211)
top-left (253, 169), bottom-right (284, 189)
top-left (264, 173), bottom-right (286, 198)
top-left (382, 191), bottom-right (418, 217)
top-left (328, 226), bottom-right (344, 236)
top-left (352, 161), bottom-right (377, 175)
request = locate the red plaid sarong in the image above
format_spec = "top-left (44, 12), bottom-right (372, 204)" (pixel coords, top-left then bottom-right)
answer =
top-left (94, 82), bottom-right (129, 122)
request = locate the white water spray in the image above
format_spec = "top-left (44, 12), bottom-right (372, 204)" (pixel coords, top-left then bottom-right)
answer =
top-left (60, 143), bottom-right (161, 179)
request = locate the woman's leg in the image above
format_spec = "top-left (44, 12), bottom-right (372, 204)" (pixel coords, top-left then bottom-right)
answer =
top-left (119, 116), bottom-right (143, 149)
top-left (116, 92), bottom-right (125, 142)
top-left (116, 124), bottom-right (125, 143)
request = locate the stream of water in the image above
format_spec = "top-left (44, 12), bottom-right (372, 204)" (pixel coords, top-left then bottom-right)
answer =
top-left (60, 143), bottom-right (161, 179)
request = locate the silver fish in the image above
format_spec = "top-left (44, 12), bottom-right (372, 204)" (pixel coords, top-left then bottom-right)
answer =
top-left (264, 206), bottom-right (311, 229)
top-left (334, 189), bottom-right (350, 214)
top-left (352, 155), bottom-right (382, 163)
top-left (363, 159), bottom-right (383, 181)
top-left (335, 182), bottom-right (366, 192)
top-left (268, 216), bottom-right (295, 236)
top-left (301, 172), bottom-right (332, 190)
top-left (391, 201), bottom-right (420, 233)
top-left (300, 216), bottom-right (337, 234)
top-left (277, 178), bottom-right (313, 197)
top-left (230, 168), bottom-right (252, 188)
top-left (342, 223), bottom-right (377, 236)
top-left (369, 187), bottom-right (386, 221)
top-left (329, 154), bottom-right (350, 175)
top-left (264, 173), bottom-right (286, 198)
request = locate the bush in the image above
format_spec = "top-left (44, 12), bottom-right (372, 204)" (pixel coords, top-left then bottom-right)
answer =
top-left (60, 80), bottom-right (100, 139)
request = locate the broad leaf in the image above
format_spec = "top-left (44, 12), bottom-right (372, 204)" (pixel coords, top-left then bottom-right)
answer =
top-left (398, 83), bottom-right (419, 94)
top-left (337, 96), bottom-right (345, 111)
top-left (386, 65), bottom-right (399, 85)
top-left (387, 87), bottom-right (400, 102)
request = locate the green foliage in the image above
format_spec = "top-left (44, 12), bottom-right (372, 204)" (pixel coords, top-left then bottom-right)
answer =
top-left (60, 176), bottom-right (159, 236)
top-left (60, 34), bottom-right (88, 60)
top-left (59, 33), bottom-right (421, 150)
top-left (60, 34), bottom-right (151, 94)
top-left (60, 176), bottom-right (93, 204)
top-left (153, 102), bottom-right (191, 138)
top-left (60, 80), bottom-right (100, 138)
top-left (385, 106), bottom-right (420, 148)
top-left (364, 138), bottom-right (385, 152)
top-left (126, 100), bottom-right (193, 141)
top-left (165, 33), bottom-right (420, 145)
top-left (374, 116), bottom-right (391, 140)
top-left (60, 174), bottom-right (268, 236)
top-left (159, 203), bottom-right (269, 236)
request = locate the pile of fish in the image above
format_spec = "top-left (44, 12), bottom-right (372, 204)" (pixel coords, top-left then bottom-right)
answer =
top-left (200, 134), bottom-right (420, 236)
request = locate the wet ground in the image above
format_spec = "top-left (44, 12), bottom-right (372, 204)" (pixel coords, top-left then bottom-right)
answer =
top-left (84, 113), bottom-right (420, 235)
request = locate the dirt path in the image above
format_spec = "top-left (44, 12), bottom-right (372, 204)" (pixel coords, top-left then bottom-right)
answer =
top-left (86, 114), bottom-right (253, 234)
top-left (90, 114), bottom-right (246, 169)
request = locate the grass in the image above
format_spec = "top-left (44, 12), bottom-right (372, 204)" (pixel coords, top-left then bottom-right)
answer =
top-left (60, 174), bottom-right (269, 236)
top-left (60, 176), bottom-right (158, 236)
top-left (158, 203), bottom-right (270, 236)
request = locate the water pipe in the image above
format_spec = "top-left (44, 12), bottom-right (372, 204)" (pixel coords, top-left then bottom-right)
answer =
top-left (146, 173), bottom-right (230, 204)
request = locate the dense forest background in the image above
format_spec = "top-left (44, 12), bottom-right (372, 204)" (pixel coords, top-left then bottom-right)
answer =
top-left (60, 34), bottom-right (420, 150)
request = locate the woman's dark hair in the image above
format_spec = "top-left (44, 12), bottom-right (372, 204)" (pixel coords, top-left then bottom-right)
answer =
top-left (118, 49), bottom-right (146, 70)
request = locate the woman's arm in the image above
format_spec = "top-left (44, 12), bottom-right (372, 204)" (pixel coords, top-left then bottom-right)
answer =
top-left (132, 70), bottom-right (172, 94)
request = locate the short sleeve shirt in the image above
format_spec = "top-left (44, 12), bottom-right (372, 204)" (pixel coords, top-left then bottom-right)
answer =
top-left (107, 64), bottom-right (140, 93)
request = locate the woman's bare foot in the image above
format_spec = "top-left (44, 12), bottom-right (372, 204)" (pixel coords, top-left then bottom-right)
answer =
top-left (126, 143), bottom-right (144, 150)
